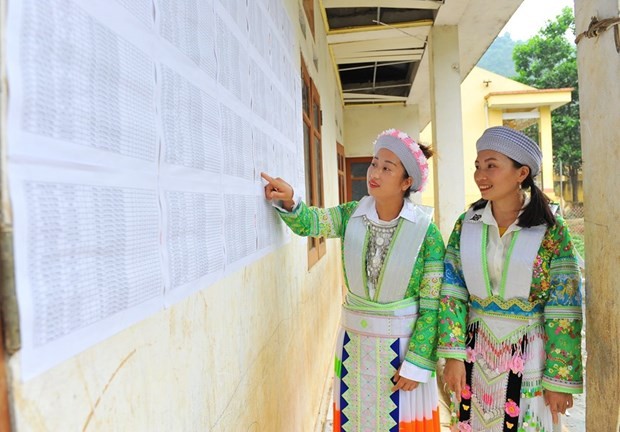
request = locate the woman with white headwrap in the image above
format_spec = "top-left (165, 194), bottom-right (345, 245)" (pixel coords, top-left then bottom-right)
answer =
top-left (438, 126), bottom-right (583, 432)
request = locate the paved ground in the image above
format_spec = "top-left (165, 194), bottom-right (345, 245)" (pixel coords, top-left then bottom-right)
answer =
top-left (564, 392), bottom-right (585, 431)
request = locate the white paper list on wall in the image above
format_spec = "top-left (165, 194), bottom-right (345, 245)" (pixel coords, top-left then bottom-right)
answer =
top-left (6, 0), bottom-right (302, 379)
top-left (157, 0), bottom-right (217, 80)
top-left (8, 164), bottom-right (164, 380)
top-left (161, 65), bottom-right (222, 174)
top-left (256, 196), bottom-right (287, 250)
top-left (164, 190), bottom-right (224, 289)
top-left (220, 104), bottom-right (254, 181)
top-left (18, 0), bottom-right (158, 164)
top-left (116, 0), bottom-right (154, 29)
top-left (223, 194), bottom-right (258, 265)
top-left (25, 182), bottom-right (162, 346)
top-left (215, 15), bottom-right (251, 107)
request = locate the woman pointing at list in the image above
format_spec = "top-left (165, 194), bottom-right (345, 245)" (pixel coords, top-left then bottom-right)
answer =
top-left (262, 129), bottom-right (444, 431)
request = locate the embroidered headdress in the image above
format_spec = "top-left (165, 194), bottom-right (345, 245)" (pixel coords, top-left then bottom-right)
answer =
top-left (476, 126), bottom-right (543, 177)
top-left (373, 129), bottom-right (429, 192)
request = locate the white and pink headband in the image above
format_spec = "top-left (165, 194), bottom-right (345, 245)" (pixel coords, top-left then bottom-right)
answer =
top-left (373, 129), bottom-right (429, 192)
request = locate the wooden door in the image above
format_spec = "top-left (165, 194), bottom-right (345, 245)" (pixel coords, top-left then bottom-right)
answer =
top-left (346, 157), bottom-right (372, 202)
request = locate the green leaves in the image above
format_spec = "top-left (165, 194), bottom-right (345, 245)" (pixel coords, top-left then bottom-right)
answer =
top-left (513, 8), bottom-right (577, 89)
top-left (512, 7), bottom-right (581, 199)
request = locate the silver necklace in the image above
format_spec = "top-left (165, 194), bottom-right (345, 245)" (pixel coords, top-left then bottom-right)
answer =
top-left (364, 216), bottom-right (398, 299)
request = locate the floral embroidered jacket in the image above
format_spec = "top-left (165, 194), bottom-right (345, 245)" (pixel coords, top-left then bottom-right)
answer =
top-left (277, 200), bottom-right (445, 372)
top-left (437, 213), bottom-right (583, 393)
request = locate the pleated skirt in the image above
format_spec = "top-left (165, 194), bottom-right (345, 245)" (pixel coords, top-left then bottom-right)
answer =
top-left (333, 311), bottom-right (440, 432)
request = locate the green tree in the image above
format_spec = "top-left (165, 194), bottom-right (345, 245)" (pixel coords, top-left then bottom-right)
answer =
top-left (513, 7), bottom-right (581, 203)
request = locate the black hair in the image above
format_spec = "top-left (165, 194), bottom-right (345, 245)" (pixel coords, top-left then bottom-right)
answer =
top-left (470, 159), bottom-right (556, 228)
top-left (403, 143), bottom-right (434, 199)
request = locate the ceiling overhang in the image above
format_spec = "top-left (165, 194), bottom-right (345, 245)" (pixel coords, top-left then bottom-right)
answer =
top-left (320, 0), bottom-right (525, 122)
top-left (323, 0), bottom-right (442, 9)
top-left (322, 1), bottom-right (442, 105)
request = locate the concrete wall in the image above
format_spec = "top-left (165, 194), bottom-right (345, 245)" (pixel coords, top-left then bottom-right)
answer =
top-left (574, 0), bottom-right (620, 430)
top-left (5, 1), bottom-right (344, 430)
top-left (343, 104), bottom-right (421, 157)
top-left (342, 104), bottom-right (435, 204)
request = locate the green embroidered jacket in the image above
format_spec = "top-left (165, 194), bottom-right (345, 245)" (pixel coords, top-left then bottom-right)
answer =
top-left (437, 213), bottom-right (584, 393)
top-left (276, 200), bottom-right (445, 372)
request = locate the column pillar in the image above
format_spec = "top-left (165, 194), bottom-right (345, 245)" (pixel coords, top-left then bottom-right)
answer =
top-left (429, 25), bottom-right (465, 240)
top-left (575, 0), bottom-right (620, 429)
top-left (539, 106), bottom-right (556, 199)
top-left (487, 107), bottom-right (503, 127)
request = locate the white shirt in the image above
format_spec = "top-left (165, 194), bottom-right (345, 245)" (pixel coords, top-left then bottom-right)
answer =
top-left (479, 200), bottom-right (525, 295)
top-left (351, 195), bottom-right (418, 224)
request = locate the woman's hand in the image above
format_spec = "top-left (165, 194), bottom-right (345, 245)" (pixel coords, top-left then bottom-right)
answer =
top-left (391, 367), bottom-right (419, 392)
top-left (261, 172), bottom-right (295, 211)
top-left (443, 358), bottom-right (466, 402)
top-left (544, 390), bottom-right (573, 424)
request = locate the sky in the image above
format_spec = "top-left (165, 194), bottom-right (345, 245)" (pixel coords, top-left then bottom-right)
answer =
top-left (500, 0), bottom-right (574, 41)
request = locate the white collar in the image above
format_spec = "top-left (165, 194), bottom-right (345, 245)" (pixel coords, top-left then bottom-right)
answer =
top-left (352, 196), bottom-right (417, 224)
top-left (480, 197), bottom-right (531, 232)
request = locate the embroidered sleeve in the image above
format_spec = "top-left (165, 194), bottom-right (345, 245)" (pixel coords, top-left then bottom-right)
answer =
top-left (542, 217), bottom-right (584, 394)
top-left (405, 222), bottom-right (445, 371)
top-left (276, 200), bottom-right (358, 239)
top-left (437, 215), bottom-right (469, 360)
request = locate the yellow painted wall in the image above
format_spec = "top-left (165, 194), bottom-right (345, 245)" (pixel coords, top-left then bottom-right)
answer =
top-left (421, 67), bottom-right (535, 209)
top-left (342, 104), bottom-right (440, 205)
top-left (554, 174), bottom-right (584, 203)
top-left (6, 1), bottom-right (343, 431)
top-left (343, 104), bottom-right (421, 157)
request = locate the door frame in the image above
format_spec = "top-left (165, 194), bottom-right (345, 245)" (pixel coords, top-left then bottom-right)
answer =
top-left (345, 156), bottom-right (372, 202)
top-left (336, 143), bottom-right (346, 204)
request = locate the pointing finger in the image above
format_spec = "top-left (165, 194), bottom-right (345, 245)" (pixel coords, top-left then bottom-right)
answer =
top-left (260, 172), bottom-right (276, 184)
